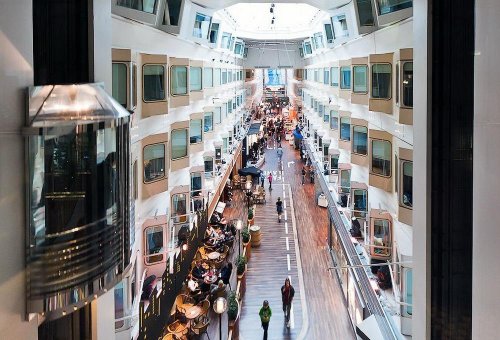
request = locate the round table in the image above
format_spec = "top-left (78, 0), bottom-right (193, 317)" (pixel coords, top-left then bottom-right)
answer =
top-left (207, 251), bottom-right (221, 260)
top-left (204, 274), bottom-right (218, 284)
top-left (185, 306), bottom-right (203, 320)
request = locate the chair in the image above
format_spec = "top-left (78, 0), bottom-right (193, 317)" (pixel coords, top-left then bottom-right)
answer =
top-left (232, 175), bottom-right (241, 189)
top-left (175, 294), bottom-right (195, 315)
top-left (167, 320), bottom-right (188, 338)
top-left (191, 315), bottom-right (211, 339)
top-left (212, 257), bottom-right (225, 270)
top-left (198, 298), bottom-right (211, 317)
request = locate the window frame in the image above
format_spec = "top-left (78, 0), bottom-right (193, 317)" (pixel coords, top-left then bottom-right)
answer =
top-left (331, 67), bottom-right (339, 87)
top-left (352, 125), bottom-right (368, 155)
top-left (144, 224), bottom-right (164, 265)
top-left (189, 66), bottom-right (203, 92)
top-left (189, 119), bottom-right (203, 144)
top-left (330, 111), bottom-right (339, 130)
top-left (112, 62), bottom-right (129, 107)
top-left (340, 66), bottom-right (351, 90)
top-left (371, 63), bottom-right (393, 100)
top-left (370, 138), bottom-right (392, 177)
top-left (192, 12), bottom-right (212, 40)
top-left (399, 159), bottom-right (413, 209)
top-left (353, 65), bottom-right (369, 94)
top-left (203, 67), bottom-right (213, 88)
top-left (401, 61), bottom-right (413, 108)
top-left (170, 65), bottom-right (188, 96)
top-left (340, 116), bottom-right (351, 141)
top-left (142, 63), bottom-right (166, 103)
top-left (203, 111), bottom-right (213, 132)
top-left (171, 128), bottom-right (188, 160)
top-left (143, 143), bottom-right (166, 184)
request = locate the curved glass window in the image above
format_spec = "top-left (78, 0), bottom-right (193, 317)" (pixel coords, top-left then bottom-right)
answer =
top-left (204, 157), bottom-right (214, 176)
top-left (145, 225), bottom-right (163, 264)
top-left (340, 169), bottom-right (351, 193)
top-left (209, 23), bottom-right (220, 44)
top-left (190, 119), bottom-right (202, 144)
top-left (330, 154), bottom-right (339, 173)
top-left (171, 129), bottom-right (188, 160)
top-left (377, 0), bottom-right (412, 15)
top-left (143, 144), bottom-right (165, 183)
top-left (324, 68), bottom-right (330, 85)
top-left (357, 0), bottom-right (375, 26)
top-left (222, 69), bottom-right (228, 84)
top-left (371, 139), bottom-right (391, 176)
top-left (214, 107), bottom-right (222, 124)
top-left (373, 219), bottom-right (391, 256)
top-left (331, 67), bottom-right (339, 86)
top-left (221, 32), bottom-right (232, 49)
top-left (353, 189), bottom-right (368, 217)
top-left (353, 65), bottom-right (368, 93)
top-left (204, 112), bottom-right (213, 132)
top-left (402, 62), bottom-right (413, 107)
top-left (332, 14), bottom-right (349, 38)
top-left (214, 68), bottom-right (221, 86)
top-left (372, 64), bottom-right (392, 99)
top-left (171, 66), bottom-right (187, 95)
top-left (172, 193), bottom-right (187, 220)
top-left (191, 172), bottom-right (202, 197)
top-left (401, 160), bottom-right (413, 208)
top-left (330, 111), bottom-right (338, 129)
top-left (143, 65), bottom-right (165, 101)
top-left (340, 66), bottom-right (351, 89)
top-left (193, 12), bottom-right (212, 39)
top-left (340, 117), bottom-right (351, 141)
top-left (203, 68), bottom-right (213, 88)
top-left (117, 0), bottom-right (156, 14)
top-left (352, 126), bottom-right (368, 155)
top-left (189, 67), bottom-right (202, 91)
top-left (112, 63), bottom-right (128, 107)
top-left (324, 111), bottom-right (330, 123)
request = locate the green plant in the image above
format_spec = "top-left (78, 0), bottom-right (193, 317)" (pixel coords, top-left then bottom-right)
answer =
top-left (227, 291), bottom-right (239, 321)
top-left (241, 227), bottom-right (250, 243)
top-left (236, 255), bottom-right (247, 275)
top-left (247, 207), bottom-right (254, 220)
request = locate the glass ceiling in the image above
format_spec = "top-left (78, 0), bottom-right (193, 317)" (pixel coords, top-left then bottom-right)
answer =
top-left (220, 3), bottom-right (328, 39)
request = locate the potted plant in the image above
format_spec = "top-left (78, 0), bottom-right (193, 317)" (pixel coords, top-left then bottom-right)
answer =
top-left (227, 291), bottom-right (239, 321)
top-left (247, 208), bottom-right (254, 225)
top-left (242, 227), bottom-right (250, 245)
top-left (236, 255), bottom-right (247, 277)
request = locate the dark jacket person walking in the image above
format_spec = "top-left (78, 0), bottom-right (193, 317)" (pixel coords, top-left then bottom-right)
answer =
top-left (281, 278), bottom-right (295, 326)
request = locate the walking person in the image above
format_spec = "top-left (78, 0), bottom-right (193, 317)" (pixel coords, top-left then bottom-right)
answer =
top-left (259, 300), bottom-right (272, 340)
top-left (277, 145), bottom-right (283, 163)
top-left (281, 278), bottom-right (295, 327)
top-left (260, 172), bottom-right (265, 188)
top-left (301, 166), bottom-right (306, 185)
top-left (268, 172), bottom-right (273, 190)
top-left (309, 167), bottom-right (315, 184)
top-left (276, 197), bottom-right (283, 222)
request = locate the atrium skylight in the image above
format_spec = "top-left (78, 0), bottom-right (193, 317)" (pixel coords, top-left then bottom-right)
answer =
top-left (218, 3), bottom-right (328, 39)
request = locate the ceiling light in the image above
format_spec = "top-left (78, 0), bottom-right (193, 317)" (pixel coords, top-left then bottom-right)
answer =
top-left (271, 19), bottom-right (274, 24)
top-left (270, 7), bottom-right (273, 13)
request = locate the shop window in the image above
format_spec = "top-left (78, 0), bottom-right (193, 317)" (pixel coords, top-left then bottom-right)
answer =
top-left (214, 107), bottom-right (222, 124)
top-left (203, 68), bottom-right (213, 88)
top-left (340, 66), bottom-right (351, 89)
top-left (221, 32), bottom-right (232, 49)
top-left (324, 68), bottom-right (330, 85)
top-left (356, 0), bottom-right (375, 26)
top-left (324, 23), bottom-right (334, 43)
top-left (166, 0), bottom-right (182, 25)
top-left (190, 119), bottom-right (202, 144)
top-left (117, 0), bottom-right (156, 14)
top-left (145, 225), bottom-right (163, 264)
top-left (340, 117), bottom-right (351, 141)
top-left (371, 64), bottom-right (392, 99)
top-left (172, 193), bottom-right (187, 222)
top-left (352, 126), bottom-right (368, 155)
top-left (371, 139), bottom-right (391, 176)
top-left (331, 67), bottom-right (339, 86)
top-left (340, 169), bottom-right (351, 193)
top-left (190, 172), bottom-right (202, 197)
top-left (330, 111), bottom-right (339, 129)
top-left (204, 112), bottom-right (213, 132)
top-left (112, 63), bottom-right (128, 107)
top-left (192, 12), bottom-right (211, 39)
top-left (171, 65), bottom-right (188, 95)
top-left (400, 160), bottom-right (413, 208)
top-left (143, 144), bottom-right (165, 183)
top-left (143, 65), bottom-right (165, 102)
top-left (209, 23), bottom-right (220, 44)
top-left (204, 156), bottom-right (214, 176)
top-left (332, 14), bottom-right (349, 38)
top-left (402, 62), bottom-right (413, 107)
top-left (171, 129), bottom-right (188, 159)
top-left (324, 110), bottom-right (330, 123)
top-left (353, 65), bottom-right (368, 93)
top-left (376, 0), bottom-right (412, 15)
top-left (373, 219), bottom-right (391, 256)
top-left (189, 67), bottom-right (202, 91)
top-left (352, 189), bottom-right (368, 218)
top-left (214, 68), bottom-right (221, 86)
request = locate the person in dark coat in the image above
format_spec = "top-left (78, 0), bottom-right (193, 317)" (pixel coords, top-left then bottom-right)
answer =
top-left (281, 278), bottom-right (295, 326)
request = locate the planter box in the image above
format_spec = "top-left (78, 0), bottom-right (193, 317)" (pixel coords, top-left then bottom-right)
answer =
top-left (243, 241), bottom-right (251, 262)
top-left (236, 274), bottom-right (246, 301)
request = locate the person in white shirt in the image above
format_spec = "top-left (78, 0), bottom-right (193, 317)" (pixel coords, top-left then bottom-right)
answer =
top-left (187, 274), bottom-right (199, 292)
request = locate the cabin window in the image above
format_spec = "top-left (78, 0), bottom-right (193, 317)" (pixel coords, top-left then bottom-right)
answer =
top-left (304, 41), bottom-right (312, 55)
top-left (340, 169), bottom-right (351, 193)
top-left (332, 14), bottom-right (349, 38)
top-left (323, 68), bottom-right (330, 85)
top-left (214, 68), bottom-right (221, 86)
top-left (353, 189), bottom-right (368, 217)
top-left (372, 63), bottom-right (392, 99)
top-left (352, 126), bottom-right (368, 155)
top-left (340, 117), bottom-right (351, 141)
top-left (353, 65), bottom-right (368, 93)
top-left (171, 129), bottom-right (188, 159)
top-left (145, 225), bottom-right (163, 264)
top-left (324, 23), bottom-right (334, 43)
top-left (403, 268), bottom-right (413, 315)
top-left (171, 65), bottom-right (188, 95)
top-left (330, 111), bottom-right (339, 129)
top-left (132, 160), bottom-right (138, 199)
top-left (203, 68), bottom-right (213, 88)
top-left (204, 112), bottom-right (213, 132)
top-left (324, 110), bottom-right (330, 123)
top-left (340, 66), bottom-right (351, 89)
top-left (371, 139), bottom-right (391, 176)
top-left (331, 67), bottom-right (339, 86)
top-left (117, 0), bottom-right (156, 14)
top-left (190, 67), bottom-right (202, 91)
top-left (209, 23), bottom-right (220, 44)
top-left (172, 193), bottom-right (187, 220)
top-left (143, 64), bottom-right (165, 101)
top-left (190, 119), bottom-right (202, 144)
top-left (192, 12), bottom-right (211, 39)
top-left (190, 172), bottom-right (202, 197)
top-left (356, 0), bottom-right (375, 26)
top-left (318, 104), bottom-right (324, 117)
top-left (400, 160), bottom-right (413, 208)
top-left (222, 69), bottom-right (228, 84)
top-left (112, 63), bottom-right (128, 107)
top-left (373, 219), bottom-right (391, 256)
top-left (402, 62), bottom-right (413, 107)
top-left (166, 0), bottom-right (182, 25)
top-left (204, 157), bottom-right (214, 176)
top-left (330, 154), bottom-right (339, 173)
top-left (214, 107), bottom-right (222, 124)
top-left (221, 32), bottom-right (232, 49)
top-left (376, 0), bottom-right (412, 15)
top-left (143, 144), bottom-right (165, 183)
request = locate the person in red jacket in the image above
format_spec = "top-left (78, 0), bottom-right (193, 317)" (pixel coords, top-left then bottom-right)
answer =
top-left (281, 278), bottom-right (295, 327)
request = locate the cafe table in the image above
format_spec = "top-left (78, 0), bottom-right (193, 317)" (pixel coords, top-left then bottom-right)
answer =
top-left (207, 251), bottom-right (221, 260)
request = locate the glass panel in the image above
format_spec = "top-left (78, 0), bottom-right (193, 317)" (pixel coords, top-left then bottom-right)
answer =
top-left (112, 63), bottom-right (128, 107)
top-left (117, 0), bottom-right (157, 14)
top-left (171, 66), bottom-right (188, 95)
top-left (214, 107), bottom-right (221, 124)
top-left (204, 157), bottom-right (214, 175)
top-left (189, 67), bottom-right (202, 91)
top-left (402, 62), bottom-right (413, 107)
top-left (143, 65), bottom-right (165, 101)
top-left (172, 193), bottom-right (187, 217)
top-left (353, 65), bottom-right (368, 93)
top-left (145, 225), bottom-right (163, 264)
top-left (377, 0), bottom-right (413, 15)
top-left (331, 67), bottom-right (339, 86)
top-left (203, 67), bottom-right (213, 88)
top-left (319, 104), bottom-right (324, 117)
top-left (203, 112), bottom-right (213, 132)
top-left (209, 23), bottom-right (219, 44)
top-left (143, 144), bottom-right (165, 183)
top-left (191, 173), bottom-right (202, 196)
top-left (132, 160), bottom-right (138, 199)
top-left (340, 169), bottom-right (350, 193)
top-left (330, 111), bottom-right (338, 129)
top-left (330, 155), bottom-right (339, 172)
top-left (372, 64), bottom-right (392, 99)
top-left (371, 139), bottom-right (391, 176)
top-left (324, 111), bottom-right (330, 123)
top-left (222, 69), bottom-right (227, 84)
top-left (340, 117), bottom-right (351, 141)
top-left (356, 0), bottom-right (375, 26)
top-left (401, 161), bottom-right (413, 208)
top-left (405, 269), bottom-right (413, 315)
top-left (235, 42), bottom-right (243, 55)
top-left (166, 0), bottom-right (182, 25)
top-left (396, 62), bottom-right (400, 105)
top-left (304, 42), bottom-right (312, 55)
top-left (190, 119), bottom-right (202, 144)
top-left (192, 12), bottom-right (211, 39)
top-left (171, 129), bottom-right (188, 159)
top-left (353, 189), bottom-right (368, 217)
top-left (214, 68), bottom-right (221, 86)
top-left (324, 68), bottom-right (330, 85)
top-left (340, 66), bottom-right (351, 89)
top-left (114, 281), bottom-right (125, 329)
top-left (373, 219), bottom-right (391, 256)
top-left (332, 14), bottom-right (349, 38)
top-left (221, 32), bottom-right (232, 49)
top-left (314, 32), bottom-right (324, 49)
top-left (352, 126), bottom-right (368, 155)
top-left (324, 23), bottom-right (334, 42)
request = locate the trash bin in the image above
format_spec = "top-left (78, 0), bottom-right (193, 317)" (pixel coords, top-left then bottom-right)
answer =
top-left (249, 225), bottom-right (261, 247)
